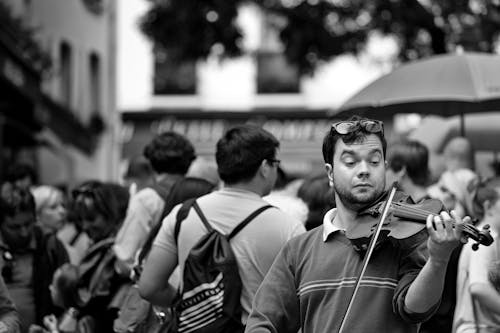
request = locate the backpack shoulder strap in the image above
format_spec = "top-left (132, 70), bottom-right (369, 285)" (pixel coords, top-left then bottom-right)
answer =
top-left (174, 199), bottom-right (212, 244)
top-left (174, 198), bottom-right (196, 245)
top-left (150, 180), bottom-right (179, 222)
top-left (228, 205), bottom-right (274, 240)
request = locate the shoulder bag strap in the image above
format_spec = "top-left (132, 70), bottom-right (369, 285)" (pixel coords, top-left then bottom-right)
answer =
top-left (228, 205), bottom-right (274, 240)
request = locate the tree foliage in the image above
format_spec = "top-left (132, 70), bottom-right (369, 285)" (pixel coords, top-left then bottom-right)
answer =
top-left (140, 0), bottom-right (500, 74)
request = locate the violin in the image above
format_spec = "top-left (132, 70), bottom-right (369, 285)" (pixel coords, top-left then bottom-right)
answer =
top-left (346, 190), bottom-right (494, 251)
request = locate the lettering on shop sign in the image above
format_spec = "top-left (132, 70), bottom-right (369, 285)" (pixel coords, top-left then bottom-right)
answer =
top-left (152, 118), bottom-right (227, 142)
top-left (150, 118), bottom-right (331, 142)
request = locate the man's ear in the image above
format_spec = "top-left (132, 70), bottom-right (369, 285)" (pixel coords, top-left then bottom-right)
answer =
top-left (325, 163), bottom-right (334, 187)
top-left (259, 160), bottom-right (271, 178)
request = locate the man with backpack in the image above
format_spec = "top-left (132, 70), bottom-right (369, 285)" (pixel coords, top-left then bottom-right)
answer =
top-left (113, 131), bottom-right (196, 277)
top-left (139, 124), bottom-right (306, 332)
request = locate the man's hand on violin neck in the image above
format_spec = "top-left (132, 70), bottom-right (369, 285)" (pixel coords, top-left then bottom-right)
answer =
top-left (425, 210), bottom-right (467, 263)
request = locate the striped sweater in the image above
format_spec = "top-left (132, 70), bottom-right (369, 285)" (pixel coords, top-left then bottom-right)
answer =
top-left (245, 226), bottom-right (438, 333)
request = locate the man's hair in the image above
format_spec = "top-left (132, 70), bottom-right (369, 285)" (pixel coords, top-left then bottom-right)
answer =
top-left (5, 163), bottom-right (37, 185)
top-left (472, 177), bottom-right (500, 220)
top-left (0, 182), bottom-right (36, 224)
top-left (322, 115), bottom-right (387, 165)
top-left (216, 124), bottom-right (279, 184)
top-left (387, 140), bottom-right (430, 186)
top-left (143, 132), bottom-right (196, 174)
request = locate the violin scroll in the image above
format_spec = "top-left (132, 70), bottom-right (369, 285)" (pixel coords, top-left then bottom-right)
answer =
top-left (471, 224), bottom-right (493, 251)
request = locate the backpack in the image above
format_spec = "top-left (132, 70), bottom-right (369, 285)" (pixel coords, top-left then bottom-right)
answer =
top-left (169, 199), bottom-right (273, 333)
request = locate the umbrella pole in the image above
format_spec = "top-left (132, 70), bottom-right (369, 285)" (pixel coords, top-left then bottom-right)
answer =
top-left (460, 113), bottom-right (465, 136)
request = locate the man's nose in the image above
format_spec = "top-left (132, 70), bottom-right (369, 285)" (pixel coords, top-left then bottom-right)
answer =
top-left (19, 226), bottom-right (31, 237)
top-left (357, 160), bottom-right (370, 177)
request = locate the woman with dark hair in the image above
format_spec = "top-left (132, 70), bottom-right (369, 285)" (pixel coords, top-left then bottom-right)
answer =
top-left (70, 181), bottom-right (130, 333)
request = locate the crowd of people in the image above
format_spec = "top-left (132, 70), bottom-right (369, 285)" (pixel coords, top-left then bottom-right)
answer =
top-left (0, 116), bottom-right (498, 333)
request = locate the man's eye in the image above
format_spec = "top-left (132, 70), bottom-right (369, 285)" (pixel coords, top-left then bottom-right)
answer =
top-left (370, 159), bottom-right (381, 165)
top-left (344, 160), bottom-right (356, 166)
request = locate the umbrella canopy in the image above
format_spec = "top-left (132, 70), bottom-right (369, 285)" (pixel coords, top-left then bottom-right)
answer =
top-left (337, 52), bottom-right (500, 118)
top-left (409, 113), bottom-right (500, 152)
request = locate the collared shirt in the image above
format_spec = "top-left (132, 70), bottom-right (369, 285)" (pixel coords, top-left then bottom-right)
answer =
top-left (322, 208), bottom-right (346, 242)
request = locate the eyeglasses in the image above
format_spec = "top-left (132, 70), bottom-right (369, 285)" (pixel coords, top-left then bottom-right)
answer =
top-left (331, 119), bottom-right (384, 135)
top-left (267, 159), bottom-right (281, 167)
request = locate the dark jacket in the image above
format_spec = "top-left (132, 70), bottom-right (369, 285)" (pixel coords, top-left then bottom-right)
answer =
top-left (0, 275), bottom-right (21, 332)
top-left (32, 225), bottom-right (70, 324)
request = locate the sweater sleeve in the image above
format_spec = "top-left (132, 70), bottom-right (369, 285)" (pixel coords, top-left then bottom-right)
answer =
top-left (392, 229), bottom-right (440, 323)
top-left (245, 242), bottom-right (300, 333)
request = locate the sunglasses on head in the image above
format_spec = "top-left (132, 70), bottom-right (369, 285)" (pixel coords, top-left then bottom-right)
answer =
top-left (331, 119), bottom-right (384, 135)
top-left (71, 186), bottom-right (109, 220)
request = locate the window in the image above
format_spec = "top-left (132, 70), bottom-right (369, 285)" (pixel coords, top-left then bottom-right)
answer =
top-left (153, 46), bottom-right (196, 95)
top-left (59, 41), bottom-right (72, 107)
top-left (89, 52), bottom-right (100, 113)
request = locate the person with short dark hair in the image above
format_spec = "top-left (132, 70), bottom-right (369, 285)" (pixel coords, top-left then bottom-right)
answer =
top-left (123, 155), bottom-right (154, 195)
top-left (139, 124), bottom-right (305, 324)
top-left (5, 163), bottom-right (37, 191)
top-left (386, 139), bottom-right (431, 203)
top-left (113, 132), bottom-right (196, 277)
top-left (0, 182), bottom-right (68, 332)
top-left (245, 116), bottom-right (469, 333)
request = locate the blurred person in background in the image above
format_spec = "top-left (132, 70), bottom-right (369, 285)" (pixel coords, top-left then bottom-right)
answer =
top-left (264, 166), bottom-right (308, 225)
top-left (5, 164), bottom-right (37, 192)
top-left (297, 174), bottom-right (335, 231)
top-left (113, 176), bottom-right (215, 333)
top-left (123, 155), bottom-right (154, 197)
top-left (454, 178), bottom-right (500, 333)
top-left (386, 139), bottom-right (432, 203)
top-left (428, 168), bottom-right (479, 219)
top-left (29, 264), bottom-right (94, 333)
top-left (71, 181), bottom-right (130, 333)
top-left (32, 186), bottom-right (90, 265)
top-left (113, 132), bottom-right (196, 278)
top-left (443, 137), bottom-right (475, 172)
top-left (186, 157), bottom-right (220, 188)
top-left (0, 182), bottom-right (68, 332)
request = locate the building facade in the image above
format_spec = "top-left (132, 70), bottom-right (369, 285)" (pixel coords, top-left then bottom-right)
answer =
top-left (1, 0), bottom-right (119, 186)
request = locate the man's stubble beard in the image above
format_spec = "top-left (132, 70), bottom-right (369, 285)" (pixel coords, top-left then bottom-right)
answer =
top-left (333, 182), bottom-right (384, 212)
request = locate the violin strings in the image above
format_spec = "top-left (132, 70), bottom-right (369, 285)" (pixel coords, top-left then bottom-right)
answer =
top-left (390, 203), bottom-right (479, 236)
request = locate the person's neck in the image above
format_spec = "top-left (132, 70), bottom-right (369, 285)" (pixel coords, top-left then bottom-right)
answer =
top-left (402, 182), bottom-right (428, 203)
top-left (155, 173), bottom-right (183, 183)
top-left (332, 199), bottom-right (359, 230)
top-left (223, 181), bottom-right (265, 197)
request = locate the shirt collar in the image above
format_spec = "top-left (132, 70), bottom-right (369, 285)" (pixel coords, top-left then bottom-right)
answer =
top-left (322, 208), bottom-right (346, 242)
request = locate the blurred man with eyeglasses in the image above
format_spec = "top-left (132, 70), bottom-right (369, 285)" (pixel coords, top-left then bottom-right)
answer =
top-left (0, 182), bottom-right (68, 332)
top-left (245, 116), bottom-right (469, 333)
top-left (139, 124), bottom-right (305, 326)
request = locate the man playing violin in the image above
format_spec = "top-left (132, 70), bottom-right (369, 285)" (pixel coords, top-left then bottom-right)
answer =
top-left (245, 116), bottom-right (470, 333)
